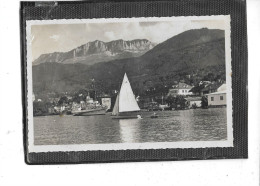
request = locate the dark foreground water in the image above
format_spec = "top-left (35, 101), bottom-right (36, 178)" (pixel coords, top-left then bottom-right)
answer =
top-left (34, 108), bottom-right (227, 145)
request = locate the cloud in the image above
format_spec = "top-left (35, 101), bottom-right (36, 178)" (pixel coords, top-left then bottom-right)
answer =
top-left (49, 34), bottom-right (60, 42)
top-left (104, 31), bottom-right (116, 41)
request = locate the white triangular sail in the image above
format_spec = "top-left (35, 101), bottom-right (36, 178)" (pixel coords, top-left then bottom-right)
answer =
top-left (118, 73), bottom-right (140, 112)
top-left (112, 94), bottom-right (119, 116)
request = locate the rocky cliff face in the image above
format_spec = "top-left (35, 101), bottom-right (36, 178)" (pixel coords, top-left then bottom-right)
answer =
top-left (33, 39), bottom-right (155, 65)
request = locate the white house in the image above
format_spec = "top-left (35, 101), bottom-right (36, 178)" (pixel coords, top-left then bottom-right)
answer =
top-left (207, 90), bottom-right (226, 107)
top-left (168, 82), bottom-right (193, 96)
top-left (101, 98), bottom-right (111, 109)
top-left (206, 83), bottom-right (227, 107)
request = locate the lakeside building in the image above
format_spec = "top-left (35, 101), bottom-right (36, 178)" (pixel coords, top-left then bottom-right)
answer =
top-left (206, 84), bottom-right (227, 107)
top-left (101, 98), bottom-right (111, 110)
top-left (86, 96), bottom-right (94, 104)
top-left (167, 82), bottom-right (193, 96)
top-left (207, 91), bottom-right (226, 107)
top-left (185, 97), bottom-right (202, 108)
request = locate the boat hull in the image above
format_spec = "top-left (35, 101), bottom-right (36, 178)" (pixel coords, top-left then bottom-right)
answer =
top-left (111, 111), bottom-right (141, 119)
top-left (72, 108), bottom-right (106, 116)
top-left (111, 115), bottom-right (139, 119)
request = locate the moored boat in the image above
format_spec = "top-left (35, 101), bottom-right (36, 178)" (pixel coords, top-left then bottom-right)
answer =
top-left (72, 107), bottom-right (106, 116)
top-left (72, 95), bottom-right (107, 116)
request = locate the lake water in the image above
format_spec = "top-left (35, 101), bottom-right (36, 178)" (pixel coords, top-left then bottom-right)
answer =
top-left (33, 108), bottom-right (227, 145)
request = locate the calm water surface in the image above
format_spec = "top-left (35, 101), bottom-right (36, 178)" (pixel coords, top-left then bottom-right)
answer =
top-left (34, 108), bottom-right (227, 145)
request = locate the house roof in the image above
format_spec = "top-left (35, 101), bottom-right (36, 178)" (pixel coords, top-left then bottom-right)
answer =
top-left (185, 97), bottom-right (202, 101)
top-left (189, 84), bottom-right (205, 93)
top-left (201, 83), bottom-right (223, 92)
top-left (206, 90), bottom-right (226, 95)
top-left (172, 82), bottom-right (193, 89)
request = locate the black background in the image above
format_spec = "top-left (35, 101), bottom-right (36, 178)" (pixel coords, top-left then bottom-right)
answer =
top-left (20, 0), bottom-right (248, 164)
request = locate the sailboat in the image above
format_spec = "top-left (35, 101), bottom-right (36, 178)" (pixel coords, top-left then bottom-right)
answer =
top-left (111, 73), bottom-right (141, 119)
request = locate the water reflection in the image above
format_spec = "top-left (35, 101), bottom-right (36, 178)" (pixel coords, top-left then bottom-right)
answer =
top-left (119, 119), bottom-right (141, 143)
top-left (179, 109), bottom-right (195, 141)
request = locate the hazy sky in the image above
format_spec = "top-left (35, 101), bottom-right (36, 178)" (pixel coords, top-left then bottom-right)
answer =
top-left (31, 19), bottom-right (225, 61)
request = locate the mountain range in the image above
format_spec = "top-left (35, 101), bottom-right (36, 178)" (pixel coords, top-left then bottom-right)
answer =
top-left (33, 39), bottom-right (156, 65)
top-left (32, 28), bottom-right (226, 95)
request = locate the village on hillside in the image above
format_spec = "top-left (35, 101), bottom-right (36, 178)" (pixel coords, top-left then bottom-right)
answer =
top-left (32, 78), bottom-right (227, 116)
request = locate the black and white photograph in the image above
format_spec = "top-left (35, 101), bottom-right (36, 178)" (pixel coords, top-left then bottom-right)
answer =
top-left (26, 16), bottom-right (232, 153)
top-left (1, 0), bottom-right (256, 184)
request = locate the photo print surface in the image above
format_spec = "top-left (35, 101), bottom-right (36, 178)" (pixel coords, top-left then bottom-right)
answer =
top-left (26, 16), bottom-right (233, 153)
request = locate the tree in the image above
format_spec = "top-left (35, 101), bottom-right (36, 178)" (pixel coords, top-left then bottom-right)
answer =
top-left (165, 95), bottom-right (175, 106)
top-left (58, 96), bottom-right (68, 105)
top-left (191, 103), bottom-right (198, 109)
top-left (175, 95), bottom-right (188, 109)
top-left (33, 101), bottom-right (48, 116)
top-left (201, 96), bottom-right (208, 109)
top-left (165, 95), bottom-right (188, 110)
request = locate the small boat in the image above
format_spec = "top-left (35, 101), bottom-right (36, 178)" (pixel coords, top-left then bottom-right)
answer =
top-left (151, 112), bottom-right (158, 118)
top-left (111, 73), bottom-right (141, 119)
